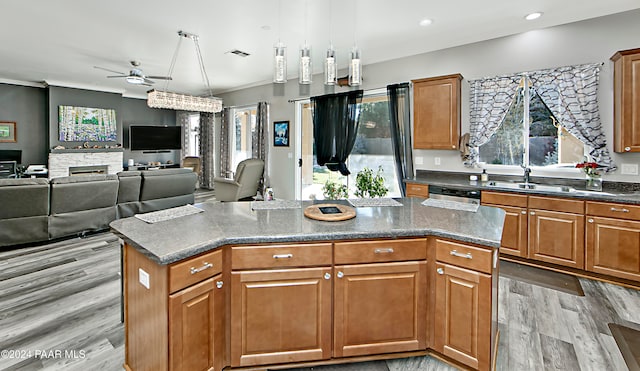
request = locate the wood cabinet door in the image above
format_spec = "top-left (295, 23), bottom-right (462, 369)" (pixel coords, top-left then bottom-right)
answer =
top-left (412, 74), bottom-right (462, 149)
top-left (230, 267), bottom-right (332, 367)
top-left (405, 182), bottom-right (429, 198)
top-left (586, 216), bottom-right (640, 281)
top-left (484, 204), bottom-right (528, 257)
top-left (528, 209), bottom-right (585, 269)
top-left (434, 262), bottom-right (491, 371)
top-left (333, 261), bottom-right (427, 357)
top-left (612, 49), bottom-right (640, 152)
top-left (169, 274), bottom-right (225, 371)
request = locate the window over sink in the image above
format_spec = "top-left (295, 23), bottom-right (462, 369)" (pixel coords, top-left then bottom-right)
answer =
top-left (478, 76), bottom-right (585, 168)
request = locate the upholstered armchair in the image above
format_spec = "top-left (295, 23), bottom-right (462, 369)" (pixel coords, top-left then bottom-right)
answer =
top-left (214, 158), bottom-right (264, 202)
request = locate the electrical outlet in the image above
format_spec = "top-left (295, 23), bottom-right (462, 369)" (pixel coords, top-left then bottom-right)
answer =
top-left (621, 163), bottom-right (639, 175)
top-left (434, 157), bottom-right (441, 166)
top-left (139, 268), bottom-right (150, 289)
top-left (415, 156), bottom-right (424, 165)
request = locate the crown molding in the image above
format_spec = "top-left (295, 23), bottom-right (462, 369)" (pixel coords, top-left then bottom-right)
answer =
top-left (43, 80), bottom-right (126, 95)
top-left (0, 78), bottom-right (46, 88)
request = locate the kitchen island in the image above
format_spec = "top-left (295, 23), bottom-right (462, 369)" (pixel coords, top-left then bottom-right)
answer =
top-left (111, 198), bottom-right (505, 371)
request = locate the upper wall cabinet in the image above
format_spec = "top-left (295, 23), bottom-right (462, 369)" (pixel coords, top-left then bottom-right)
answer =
top-left (612, 48), bottom-right (640, 152)
top-left (412, 74), bottom-right (463, 150)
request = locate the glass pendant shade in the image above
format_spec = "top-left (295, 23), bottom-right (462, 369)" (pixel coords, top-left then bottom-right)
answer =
top-left (273, 42), bottom-right (287, 83)
top-left (348, 46), bottom-right (362, 86)
top-left (324, 46), bottom-right (337, 85)
top-left (299, 45), bottom-right (312, 84)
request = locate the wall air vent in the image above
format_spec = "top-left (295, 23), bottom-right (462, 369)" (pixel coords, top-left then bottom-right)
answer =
top-left (228, 49), bottom-right (251, 57)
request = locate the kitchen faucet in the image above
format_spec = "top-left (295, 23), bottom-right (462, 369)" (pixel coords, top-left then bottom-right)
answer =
top-left (521, 165), bottom-right (532, 184)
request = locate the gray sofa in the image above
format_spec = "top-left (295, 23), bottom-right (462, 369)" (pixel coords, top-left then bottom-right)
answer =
top-left (0, 178), bottom-right (50, 246)
top-left (0, 168), bottom-right (197, 248)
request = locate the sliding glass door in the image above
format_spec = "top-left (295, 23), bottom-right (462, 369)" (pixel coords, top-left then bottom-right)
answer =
top-left (295, 90), bottom-right (401, 200)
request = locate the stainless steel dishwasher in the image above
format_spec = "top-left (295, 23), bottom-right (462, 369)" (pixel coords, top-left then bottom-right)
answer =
top-left (427, 185), bottom-right (481, 204)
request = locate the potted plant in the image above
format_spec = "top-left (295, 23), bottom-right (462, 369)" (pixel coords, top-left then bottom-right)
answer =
top-left (354, 166), bottom-right (388, 198)
top-left (322, 180), bottom-right (348, 200)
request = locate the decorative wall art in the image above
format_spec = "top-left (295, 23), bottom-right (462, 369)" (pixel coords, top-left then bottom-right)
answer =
top-left (58, 106), bottom-right (117, 142)
top-left (0, 122), bottom-right (16, 142)
top-left (273, 121), bottom-right (290, 147)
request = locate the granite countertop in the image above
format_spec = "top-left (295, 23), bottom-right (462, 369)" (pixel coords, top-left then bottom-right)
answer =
top-left (406, 170), bottom-right (640, 204)
top-left (110, 198), bottom-right (506, 266)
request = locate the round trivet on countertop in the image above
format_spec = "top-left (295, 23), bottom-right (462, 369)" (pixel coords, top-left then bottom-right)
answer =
top-left (303, 203), bottom-right (356, 221)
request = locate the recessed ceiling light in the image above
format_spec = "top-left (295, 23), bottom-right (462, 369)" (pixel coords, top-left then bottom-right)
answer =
top-left (525, 12), bottom-right (543, 21)
top-left (419, 18), bottom-right (433, 27)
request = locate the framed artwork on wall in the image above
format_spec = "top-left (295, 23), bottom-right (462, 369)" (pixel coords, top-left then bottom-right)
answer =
top-left (58, 106), bottom-right (117, 142)
top-left (0, 122), bottom-right (17, 143)
top-left (274, 121), bottom-right (290, 147)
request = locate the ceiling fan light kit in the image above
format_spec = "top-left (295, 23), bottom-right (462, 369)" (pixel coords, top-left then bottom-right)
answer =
top-left (147, 30), bottom-right (222, 113)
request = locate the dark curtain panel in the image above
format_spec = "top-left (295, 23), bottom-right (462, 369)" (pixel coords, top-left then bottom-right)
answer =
top-left (253, 102), bottom-right (269, 195)
top-left (311, 90), bottom-right (363, 176)
top-left (387, 83), bottom-right (413, 196)
top-left (199, 112), bottom-right (215, 189)
top-left (219, 107), bottom-right (231, 178)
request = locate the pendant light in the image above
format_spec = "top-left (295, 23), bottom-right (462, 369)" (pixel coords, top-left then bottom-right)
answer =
top-left (273, 0), bottom-right (287, 83)
top-left (348, 0), bottom-right (362, 86)
top-left (324, 0), bottom-right (337, 85)
top-left (299, 0), bottom-right (312, 84)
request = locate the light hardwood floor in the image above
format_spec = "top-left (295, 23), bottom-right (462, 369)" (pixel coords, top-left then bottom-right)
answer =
top-left (1, 232), bottom-right (638, 371)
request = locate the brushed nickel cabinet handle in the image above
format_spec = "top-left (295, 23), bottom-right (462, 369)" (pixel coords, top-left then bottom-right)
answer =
top-left (337, 271), bottom-right (344, 278)
top-left (374, 248), bottom-right (394, 254)
top-left (324, 273), bottom-right (331, 280)
top-left (588, 219), bottom-right (594, 223)
top-left (450, 250), bottom-right (472, 259)
top-left (521, 210), bottom-right (527, 214)
top-left (625, 147), bottom-right (631, 151)
top-left (530, 211), bottom-right (536, 215)
top-left (273, 253), bottom-right (293, 259)
top-left (216, 281), bottom-right (224, 289)
top-left (610, 207), bottom-right (630, 213)
top-left (437, 268), bottom-right (444, 275)
top-left (190, 262), bottom-right (213, 275)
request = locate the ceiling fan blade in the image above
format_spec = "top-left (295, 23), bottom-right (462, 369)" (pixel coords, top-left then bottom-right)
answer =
top-left (142, 83), bottom-right (154, 87)
top-left (106, 75), bottom-right (127, 78)
top-left (143, 78), bottom-right (156, 85)
top-left (146, 76), bottom-right (172, 80)
top-left (94, 66), bottom-right (126, 75)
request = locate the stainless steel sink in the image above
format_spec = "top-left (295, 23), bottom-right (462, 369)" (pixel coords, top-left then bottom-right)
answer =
top-left (486, 181), bottom-right (574, 193)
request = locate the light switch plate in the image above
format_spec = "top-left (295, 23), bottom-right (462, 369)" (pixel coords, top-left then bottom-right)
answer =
top-left (434, 157), bottom-right (441, 166)
top-left (415, 156), bottom-right (424, 165)
top-left (139, 268), bottom-right (150, 289)
top-left (621, 163), bottom-right (638, 175)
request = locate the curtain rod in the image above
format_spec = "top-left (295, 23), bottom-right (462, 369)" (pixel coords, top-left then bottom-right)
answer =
top-left (287, 84), bottom-right (408, 103)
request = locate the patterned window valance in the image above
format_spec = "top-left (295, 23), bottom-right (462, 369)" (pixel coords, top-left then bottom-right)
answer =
top-left (466, 63), bottom-right (615, 172)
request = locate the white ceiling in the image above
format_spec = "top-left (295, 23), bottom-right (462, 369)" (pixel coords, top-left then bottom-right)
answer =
top-left (1, 0), bottom-right (638, 98)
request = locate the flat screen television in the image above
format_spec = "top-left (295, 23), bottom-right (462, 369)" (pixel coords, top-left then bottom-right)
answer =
top-left (0, 149), bottom-right (21, 164)
top-left (129, 125), bottom-right (182, 151)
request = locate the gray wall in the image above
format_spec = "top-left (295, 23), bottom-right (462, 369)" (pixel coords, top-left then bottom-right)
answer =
top-left (120, 97), bottom-right (178, 165)
top-left (219, 9), bottom-right (640, 200)
top-left (0, 84), bottom-right (48, 165)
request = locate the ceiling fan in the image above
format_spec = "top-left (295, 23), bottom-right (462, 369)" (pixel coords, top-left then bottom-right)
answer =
top-left (94, 61), bottom-right (172, 86)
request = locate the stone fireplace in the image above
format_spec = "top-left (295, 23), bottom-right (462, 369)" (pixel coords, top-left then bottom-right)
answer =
top-left (48, 149), bottom-right (123, 179)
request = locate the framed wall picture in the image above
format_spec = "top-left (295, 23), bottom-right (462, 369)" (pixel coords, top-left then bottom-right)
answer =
top-left (0, 122), bottom-right (17, 143)
top-left (273, 121), bottom-right (290, 147)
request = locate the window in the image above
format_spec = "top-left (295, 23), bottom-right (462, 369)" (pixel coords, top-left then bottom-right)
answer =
top-left (230, 106), bottom-right (256, 170)
top-left (186, 114), bottom-right (200, 157)
top-left (298, 91), bottom-right (401, 199)
top-left (479, 78), bottom-right (585, 168)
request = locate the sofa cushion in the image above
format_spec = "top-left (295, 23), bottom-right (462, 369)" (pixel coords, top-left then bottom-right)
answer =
top-left (0, 178), bottom-right (49, 219)
top-left (140, 169), bottom-right (196, 201)
top-left (50, 175), bottom-right (119, 214)
top-left (117, 171), bottom-right (141, 203)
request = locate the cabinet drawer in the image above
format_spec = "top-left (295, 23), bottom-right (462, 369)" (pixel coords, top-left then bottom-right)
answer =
top-left (405, 182), bottom-right (429, 197)
top-left (528, 196), bottom-right (584, 214)
top-left (334, 238), bottom-right (427, 264)
top-left (435, 239), bottom-right (492, 274)
top-left (169, 249), bottom-right (223, 293)
top-left (586, 201), bottom-right (640, 221)
top-left (481, 191), bottom-right (528, 208)
top-left (232, 243), bottom-right (332, 270)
